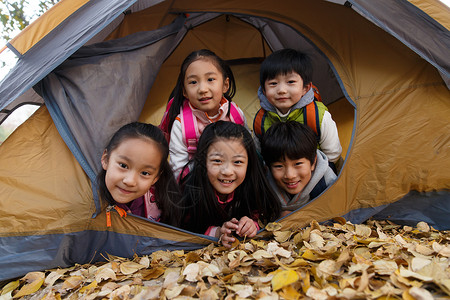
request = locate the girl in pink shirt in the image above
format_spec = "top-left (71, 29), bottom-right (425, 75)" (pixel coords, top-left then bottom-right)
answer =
top-left (159, 49), bottom-right (247, 179)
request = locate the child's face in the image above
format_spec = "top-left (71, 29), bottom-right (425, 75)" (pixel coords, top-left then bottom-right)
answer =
top-left (206, 138), bottom-right (248, 200)
top-left (270, 156), bottom-right (316, 196)
top-left (263, 71), bottom-right (310, 114)
top-left (183, 59), bottom-right (229, 116)
top-left (101, 137), bottom-right (162, 204)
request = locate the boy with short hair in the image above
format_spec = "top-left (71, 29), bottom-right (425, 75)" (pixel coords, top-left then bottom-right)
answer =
top-left (253, 48), bottom-right (342, 167)
top-left (261, 121), bottom-right (337, 217)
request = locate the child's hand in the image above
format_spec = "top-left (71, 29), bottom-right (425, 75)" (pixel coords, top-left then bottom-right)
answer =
top-left (236, 216), bottom-right (258, 238)
top-left (219, 218), bottom-right (239, 248)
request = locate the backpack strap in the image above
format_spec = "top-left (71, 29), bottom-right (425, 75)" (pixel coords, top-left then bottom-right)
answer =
top-left (312, 84), bottom-right (322, 102)
top-left (309, 176), bottom-right (328, 200)
top-left (253, 108), bottom-right (267, 140)
top-left (229, 102), bottom-right (244, 125)
top-left (158, 98), bottom-right (174, 143)
top-left (180, 100), bottom-right (199, 159)
top-left (303, 101), bottom-right (321, 140)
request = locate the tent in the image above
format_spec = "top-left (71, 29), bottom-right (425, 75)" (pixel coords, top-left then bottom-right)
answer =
top-left (0, 0), bottom-right (449, 281)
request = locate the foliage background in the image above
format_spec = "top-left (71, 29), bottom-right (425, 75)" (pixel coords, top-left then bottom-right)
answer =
top-left (0, 0), bottom-right (59, 42)
top-left (0, 1), bottom-right (58, 144)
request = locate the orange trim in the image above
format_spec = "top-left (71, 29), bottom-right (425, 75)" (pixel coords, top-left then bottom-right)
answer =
top-left (253, 109), bottom-right (265, 136)
top-left (0, 45), bottom-right (7, 54)
top-left (114, 206), bottom-right (127, 218)
top-left (305, 103), bottom-right (318, 135)
top-left (106, 211), bottom-right (111, 227)
top-left (312, 84), bottom-right (322, 102)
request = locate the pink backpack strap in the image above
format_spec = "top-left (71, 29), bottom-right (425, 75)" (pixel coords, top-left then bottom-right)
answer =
top-left (158, 98), bottom-right (174, 143)
top-left (180, 100), bottom-right (199, 159)
top-left (229, 101), bottom-right (244, 125)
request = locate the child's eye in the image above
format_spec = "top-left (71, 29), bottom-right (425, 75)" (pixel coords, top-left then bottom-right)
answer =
top-left (288, 80), bottom-right (296, 84)
top-left (119, 163), bottom-right (128, 169)
top-left (208, 77), bottom-right (216, 82)
top-left (268, 81), bottom-right (277, 86)
top-left (188, 80), bottom-right (197, 85)
top-left (295, 161), bottom-right (303, 166)
top-left (272, 164), bottom-right (283, 169)
top-left (141, 171), bottom-right (150, 176)
top-left (234, 160), bottom-right (244, 165)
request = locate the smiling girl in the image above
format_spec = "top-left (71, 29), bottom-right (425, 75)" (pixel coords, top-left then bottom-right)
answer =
top-left (97, 122), bottom-right (181, 226)
top-left (179, 121), bottom-right (280, 247)
top-left (159, 49), bottom-right (247, 179)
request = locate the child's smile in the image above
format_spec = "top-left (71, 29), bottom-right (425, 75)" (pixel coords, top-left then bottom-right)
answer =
top-left (101, 137), bottom-right (162, 204)
top-left (270, 156), bottom-right (316, 196)
top-left (263, 71), bottom-right (309, 114)
top-left (206, 138), bottom-right (248, 201)
top-left (183, 59), bottom-right (230, 116)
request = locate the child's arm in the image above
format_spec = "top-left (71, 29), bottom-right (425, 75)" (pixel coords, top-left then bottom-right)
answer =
top-left (169, 119), bottom-right (189, 179)
top-left (319, 111), bottom-right (342, 163)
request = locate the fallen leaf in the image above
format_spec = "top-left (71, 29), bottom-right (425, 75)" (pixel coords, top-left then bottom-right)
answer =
top-left (95, 267), bottom-right (116, 282)
top-left (79, 280), bottom-right (97, 294)
top-left (265, 222), bottom-right (282, 232)
top-left (373, 259), bottom-right (398, 275)
top-left (227, 284), bottom-right (253, 298)
top-left (109, 284), bottom-right (131, 298)
top-left (273, 230), bottom-right (292, 243)
top-left (183, 263), bottom-right (199, 282)
top-left (355, 224), bottom-right (372, 238)
top-left (120, 261), bottom-right (145, 275)
top-left (61, 275), bottom-right (83, 291)
top-left (416, 222), bottom-right (430, 233)
top-left (1, 280), bottom-right (19, 296)
top-left (411, 257), bottom-right (431, 272)
top-left (399, 267), bottom-right (433, 282)
top-left (164, 284), bottom-right (184, 299)
top-left (279, 284), bottom-right (301, 300)
top-left (13, 272), bottom-right (45, 298)
top-left (272, 269), bottom-right (299, 291)
top-left (306, 286), bottom-right (328, 300)
top-left (415, 244), bottom-right (434, 256)
top-left (141, 267), bottom-right (165, 280)
top-left (139, 256), bottom-right (150, 268)
top-left (408, 286), bottom-right (434, 300)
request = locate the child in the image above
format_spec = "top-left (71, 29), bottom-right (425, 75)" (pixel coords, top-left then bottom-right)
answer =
top-left (159, 49), bottom-right (247, 179)
top-left (97, 122), bottom-right (181, 226)
top-left (261, 121), bottom-right (337, 217)
top-left (179, 121), bottom-right (280, 248)
top-left (253, 48), bottom-right (342, 168)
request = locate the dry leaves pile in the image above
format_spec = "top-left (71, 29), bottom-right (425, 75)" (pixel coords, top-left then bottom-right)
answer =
top-left (1, 219), bottom-right (449, 299)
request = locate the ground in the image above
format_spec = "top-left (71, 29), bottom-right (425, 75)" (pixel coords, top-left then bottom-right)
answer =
top-left (1, 219), bottom-right (449, 299)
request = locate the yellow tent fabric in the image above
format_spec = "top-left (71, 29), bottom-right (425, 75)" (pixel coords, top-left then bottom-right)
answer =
top-left (6, 0), bottom-right (89, 55)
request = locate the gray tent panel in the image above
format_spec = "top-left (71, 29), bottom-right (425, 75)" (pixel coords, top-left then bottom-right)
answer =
top-left (350, 0), bottom-right (450, 86)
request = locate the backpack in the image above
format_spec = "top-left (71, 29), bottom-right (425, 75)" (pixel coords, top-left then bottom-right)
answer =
top-left (159, 98), bottom-right (245, 159)
top-left (253, 84), bottom-right (323, 140)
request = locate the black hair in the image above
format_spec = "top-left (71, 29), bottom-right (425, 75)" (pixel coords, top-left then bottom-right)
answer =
top-left (166, 49), bottom-right (236, 133)
top-left (179, 121), bottom-right (280, 234)
top-left (259, 48), bottom-right (312, 90)
top-left (96, 122), bottom-right (181, 226)
top-left (261, 121), bottom-right (317, 166)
